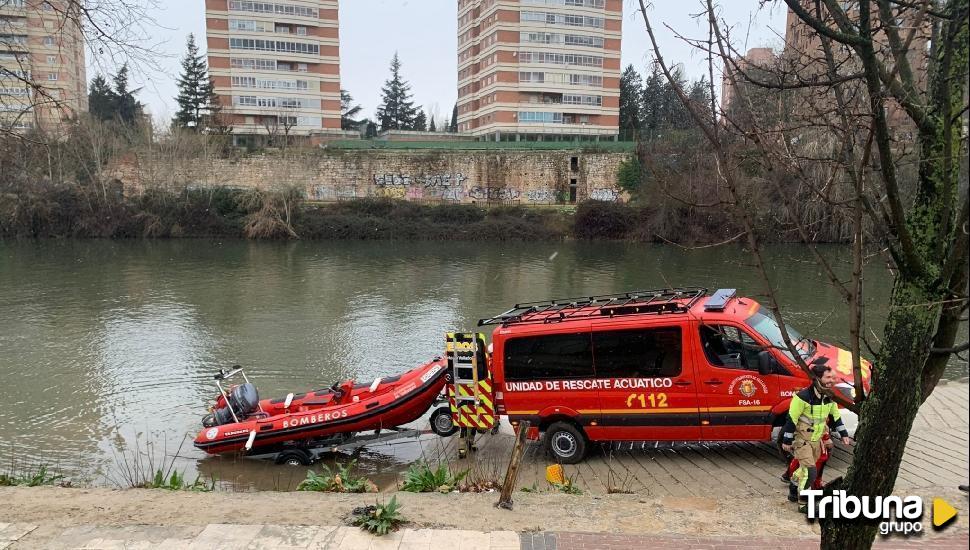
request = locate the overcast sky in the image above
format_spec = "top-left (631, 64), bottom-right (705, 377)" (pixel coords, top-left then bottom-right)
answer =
top-left (108, 0), bottom-right (789, 125)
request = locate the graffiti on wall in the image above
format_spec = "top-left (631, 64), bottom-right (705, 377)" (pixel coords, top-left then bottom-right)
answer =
top-left (309, 185), bottom-right (358, 200)
top-left (468, 186), bottom-right (520, 201)
top-left (370, 172), bottom-right (469, 201)
top-left (589, 188), bottom-right (619, 202)
top-left (375, 186), bottom-right (406, 199)
top-left (525, 188), bottom-right (558, 203)
top-left (373, 173), bottom-right (468, 188)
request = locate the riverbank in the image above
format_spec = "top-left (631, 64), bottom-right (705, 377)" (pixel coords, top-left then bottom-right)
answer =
top-left (1, 186), bottom-right (798, 243)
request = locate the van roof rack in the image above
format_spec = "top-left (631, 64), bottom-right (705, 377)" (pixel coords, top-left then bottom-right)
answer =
top-left (477, 287), bottom-right (708, 327)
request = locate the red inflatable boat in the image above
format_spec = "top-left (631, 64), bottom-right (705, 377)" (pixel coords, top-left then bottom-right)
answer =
top-left (193, 359), bottom-right (449, 455)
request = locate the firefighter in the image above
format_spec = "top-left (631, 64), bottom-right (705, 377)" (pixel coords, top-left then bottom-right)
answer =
top-left (781, 363), bottom-right (851, 504)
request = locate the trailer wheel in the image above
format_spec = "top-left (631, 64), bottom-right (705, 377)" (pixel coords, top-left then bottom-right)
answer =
top-left (430, 406), bottom-right (458, 437)
top-left (544, 421), bottom-right (587, 464)
top-left (275, 449), bottom-right (312, 466)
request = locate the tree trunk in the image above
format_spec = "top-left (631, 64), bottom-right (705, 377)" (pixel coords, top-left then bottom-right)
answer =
top-left (820, 280), bottom-right (939, 549)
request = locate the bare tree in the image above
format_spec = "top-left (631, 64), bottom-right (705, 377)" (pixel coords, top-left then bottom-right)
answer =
top-left (637, 1), bottom-right (967, 548)
top-left (1, 0), bottom-right (162, 140)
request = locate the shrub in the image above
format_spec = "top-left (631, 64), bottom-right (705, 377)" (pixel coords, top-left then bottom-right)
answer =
top-left (351, 496), bottom-right (405, 536)
top-left (400, 462), bottom-right (468, 493)
top-left (429, 203), bottom-right (486, 224)
top-left (616, 155), bottom-right (643, 192)
top-left (573, 201), bottom-right (636, 239)
top-left (296, 460), bottom-right (377, 493)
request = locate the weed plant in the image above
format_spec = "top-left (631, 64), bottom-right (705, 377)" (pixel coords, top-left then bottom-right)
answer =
top-left (296, 460), bottom-right (377, 493)
top-left (351, 496), bottom-right (405, 536)
top-left (400, 461), bottom-right (468, 493)
top-left (140, 469), bottom-right (213, 492)
top-left (0, 465), bottom-right (64, 487)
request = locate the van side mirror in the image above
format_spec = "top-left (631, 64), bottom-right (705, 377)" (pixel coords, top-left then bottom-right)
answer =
top-left (757, 351), bottom-right (777, 375)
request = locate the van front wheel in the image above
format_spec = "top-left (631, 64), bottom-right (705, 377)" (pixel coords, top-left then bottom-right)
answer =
top-left (544, 421), bottom-right (587, 464)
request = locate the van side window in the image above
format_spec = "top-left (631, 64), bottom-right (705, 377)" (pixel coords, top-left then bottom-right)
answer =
top-left (700, 325), bottom-right (760, 370)
top-left (593, 327), bottom-right (682, 378)
top-left (504, 332), bottom-right (593, 381)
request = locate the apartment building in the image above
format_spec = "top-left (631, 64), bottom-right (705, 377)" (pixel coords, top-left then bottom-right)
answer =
top-left (782, 2), bottom-right (929, 133)
top-left (719, 47), bottom-right (774, 115)
top-left (457, 0), bottom-right (622, 141)
top-left (205, 0), bottom-right (341, 141)
top-left (0, 0), bottom-right (87, 133)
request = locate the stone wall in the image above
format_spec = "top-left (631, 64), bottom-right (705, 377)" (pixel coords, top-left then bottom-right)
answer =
top-left (112, 149), bottom-right (628, 204)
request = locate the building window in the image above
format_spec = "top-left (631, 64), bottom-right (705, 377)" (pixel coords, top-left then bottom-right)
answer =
top-left (47, 72), bottom-right (58, 81)
top-left (229, 37), bottom-right (320, 55)
top-left (562, 94), bottom-right (602, 106)
top-left (521, 0), bottom-right (605, 7)
top-left (228, 1), bottom-right (318, 18)
top-left (230, 57), bottom-right (277, 70)
top-left (519, 111), bottom-right (564, 123)
top-left (229, 19), bottom-right (273, 32)
top-left (0, 34), bottom-right (28, 46)
top-left (47, 54), bottom-right (56, 64)
top-left (44, 35), bottom-right (55, 46)
top-left (296, 26), bottom-right (307, 36)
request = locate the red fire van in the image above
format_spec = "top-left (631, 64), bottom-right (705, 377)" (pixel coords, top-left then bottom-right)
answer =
top-left (478, 288), bottom-right (870, 463)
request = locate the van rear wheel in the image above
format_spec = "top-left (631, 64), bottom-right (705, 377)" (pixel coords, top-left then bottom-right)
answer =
top-left (544, 421), bottom-right (587, 464)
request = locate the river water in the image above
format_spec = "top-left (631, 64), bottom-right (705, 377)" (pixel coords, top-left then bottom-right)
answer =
top-left (1, 240), bottom-right (965, 490)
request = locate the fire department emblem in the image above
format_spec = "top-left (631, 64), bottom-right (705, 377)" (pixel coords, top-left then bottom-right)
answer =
top-left (739, 379), bottom-right (757, 398)
top-left (205, 427), bottom-right (219, 440)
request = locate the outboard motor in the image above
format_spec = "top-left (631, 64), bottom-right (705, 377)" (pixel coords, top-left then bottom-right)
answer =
top-left (202, 383), bottom-right (260, 427)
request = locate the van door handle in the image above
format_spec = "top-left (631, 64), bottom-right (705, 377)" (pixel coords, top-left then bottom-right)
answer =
top-left (673, 380), bottom-right (691, 387)
top-left (703, 379), bottom-right (724, 386)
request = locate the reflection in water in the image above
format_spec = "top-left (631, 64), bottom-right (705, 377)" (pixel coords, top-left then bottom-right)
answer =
top-left (0, 240), bottom-right (965, 490)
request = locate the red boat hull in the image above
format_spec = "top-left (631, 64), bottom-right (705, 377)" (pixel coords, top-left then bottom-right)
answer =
top-left (194, 359), bottom-right (448, 455)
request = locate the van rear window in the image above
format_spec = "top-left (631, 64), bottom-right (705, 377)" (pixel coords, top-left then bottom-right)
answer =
top-left (593, 327), bottom-right (682, 378)
top-left (504, 332), bottom-right (594, 381)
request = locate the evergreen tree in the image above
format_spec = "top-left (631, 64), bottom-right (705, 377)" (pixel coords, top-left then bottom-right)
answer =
top-left (173, 34), bottom-right (219, 131)
top-left (340, 89), bottom-right (363, 130)
top-left (640, 62), bottom-right (693, 135)
top-left (619, 65), bottom-right (643, 136)
top-left (685, 77), bottom-right (713, 128)
top-left (429, 116), bottom-right (436, 132)
top-left (640, 63), bottom-right (665, 133)
top-left (375, 53), bottom-right (418, 131)
top-left (449, 103), bottom-right (458, 132)
top-left (660, 66), bottom-right (691, 130)
top-left (112, 63), bottom-right (144, 126)
top-left (365, 119), bottom-right (378, 138)
top-left (88, 74), bottom-right (117, 122)
top-left (414, 109), bottom-right (427, 132)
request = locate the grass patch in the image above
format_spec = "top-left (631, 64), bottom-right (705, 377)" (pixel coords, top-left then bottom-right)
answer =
top-left (296, 460), bottom-right (378, 493)
top-left (0, 465), bottom-right (64, 487)
top-left (399, 461), bottom-right (468, 493)
top-left (139, 469), bottom-right (213, 492)
top-left (351, 496), bottom-right (406, 536)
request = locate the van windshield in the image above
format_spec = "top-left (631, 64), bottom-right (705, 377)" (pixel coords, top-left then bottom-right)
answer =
top-left (744, 307), bottom-right (815, 360)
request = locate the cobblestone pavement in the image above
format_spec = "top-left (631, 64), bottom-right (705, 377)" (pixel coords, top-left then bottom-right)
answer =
top-left (3, 523), bottom-right (967, 549)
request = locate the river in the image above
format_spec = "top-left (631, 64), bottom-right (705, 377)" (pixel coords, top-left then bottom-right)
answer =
top-left (1, 240), bottom-right (965, 490)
